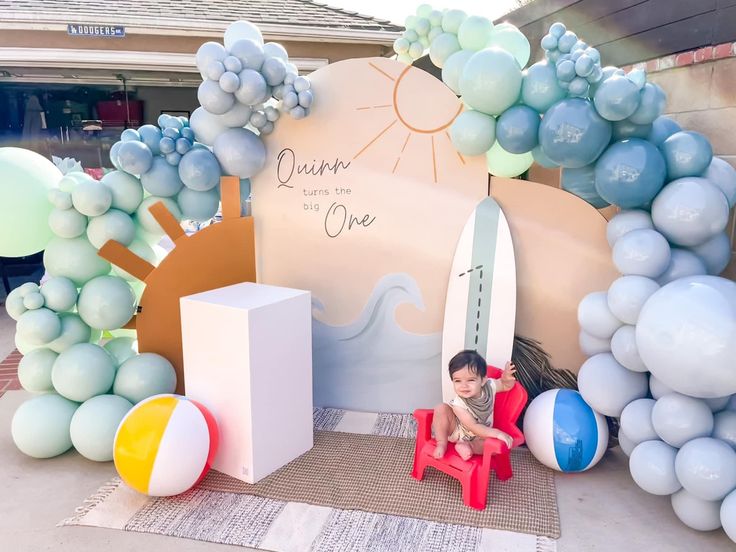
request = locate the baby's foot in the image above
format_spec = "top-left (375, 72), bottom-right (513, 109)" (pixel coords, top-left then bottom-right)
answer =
top-left (433, 441), bottom-right (447, 459)
top-left (455, 441), bottom-right (473, 461)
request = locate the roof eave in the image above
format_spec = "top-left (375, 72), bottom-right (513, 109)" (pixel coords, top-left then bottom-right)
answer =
top-left (0, 12), bottom-right (403, 45)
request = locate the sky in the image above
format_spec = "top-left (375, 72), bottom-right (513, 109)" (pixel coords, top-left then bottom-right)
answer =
top-left (323, 0), bottom-right (522, 26)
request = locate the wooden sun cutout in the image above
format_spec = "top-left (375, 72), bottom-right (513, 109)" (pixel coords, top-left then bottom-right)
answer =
top-left (99, 177), bottom-right (257, 394)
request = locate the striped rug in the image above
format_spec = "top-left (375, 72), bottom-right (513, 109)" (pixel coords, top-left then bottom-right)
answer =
top-left (62, 408), bottom-right (559, 551)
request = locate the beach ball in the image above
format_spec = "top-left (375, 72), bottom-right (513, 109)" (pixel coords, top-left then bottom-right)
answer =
top-left (523, 389), bottom-right (608, 472)
top-left (114, 394), bottom-right (219, 496)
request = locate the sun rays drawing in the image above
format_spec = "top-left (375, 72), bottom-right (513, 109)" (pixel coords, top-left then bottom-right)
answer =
top-left (353, 61), bottom-right (466, 183)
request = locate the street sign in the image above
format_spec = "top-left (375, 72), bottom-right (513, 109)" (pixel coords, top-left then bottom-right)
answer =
top-left (67, 24), bottom-right (125, 37)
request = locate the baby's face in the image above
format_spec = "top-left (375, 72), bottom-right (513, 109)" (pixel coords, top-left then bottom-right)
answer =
top-left (451, 366), bottom-right (487, 399)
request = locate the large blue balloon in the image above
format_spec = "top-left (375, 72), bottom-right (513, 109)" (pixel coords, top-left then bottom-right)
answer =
top-left (496, 105), bottom-right (540, 154)
top-left (520, 61), bottom-right (566, 113)
top-left (538, 98), bottom-right (612, 168)
top-left (660, 131), bottom-right (713, 180)
top-left (594, 139), bottom-right (666, 208)
top-left (628, 83), bottom-right (666, 125)
top-left (561, 165), bottom-right (609, 208)
top-left (117, 141), bottom-right (153, 176)
top-left (612, 120), bottom-right (652, 142)
top-left (178, 148), bottom-right (221, 192)
top-left (647, 116), bottom-right (681, 146)
top-left (140, 157), bottom-right (184, 197)
top-left (593, 75), bottom-right (641, 121)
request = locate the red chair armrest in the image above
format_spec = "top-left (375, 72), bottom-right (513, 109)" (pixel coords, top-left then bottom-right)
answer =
top-left (413, 409), bottom-right (434, 442)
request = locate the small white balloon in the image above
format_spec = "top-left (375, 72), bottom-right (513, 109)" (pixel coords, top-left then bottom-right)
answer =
top-left (652, 393), bottom-right (714, 448)
top-left (675, 437), bottom-right (736, 501)
top-left (577, 353), bottom-right (649, 417)
top-left (606, 209), bottom-right (653, 247)
top-left (630, 440), bottom-right (681, 495)
top-left (578, 329), bottom-right (611, 356)
top-left (611, 325), bottom-right (647, 372)
top-left (577, 291), bottom-right (623, 339)
top-left (224, 20), bottom-right (263, 49)
top-left (620, 398), bottom-right (658, 444)
top-left (612, 228), bottom-right (671, 278)
top-left (607, 275), bottom-right (659, 325)
top-left (672, 488), bottom-right (722, 531)
top-left (198, 79), bottom-right (235, 115)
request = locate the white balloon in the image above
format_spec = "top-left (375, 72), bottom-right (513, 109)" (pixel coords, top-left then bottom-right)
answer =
top-left (263, 42), bottom-right (289, 61)
top-left (611, 325), bottom-right (647, 372)
top-left (630, 440), bottom-right (681, 495)
top-left (612, 228), bottom-right (671, 278)
top-left (620, 398), bottom-right (657, 444)
top-left (721, 489), bottom-right (736, 542)
top-left (224, 20), bottom-right (263, 49)
top-left (618, 429), bottom-right (637, 456)
top-left (606, 209), bottom-right (653, 247)
top-left (656, 248), bottom-right (707, 285)
top-left (577, 353), bottom-right (648, 417)
top-left (195, 42), bottom-right (227, 75)
top-left (189, 107), bottom-right (227, 146)
top-left (675, 437), bottom-right (736, 501)
top-left (578, 291), bottom-right (623, 339)
top-left (579, 329), bottom-right (611, 356)
top-left (651, 393), bottom-right (714, 448)
top-left (607, 275), bottom-right (659, 325)
top-left (714, 411), bottom-right (736, 450)
top-left (671, 488), bottom-right (722, 531)
top-left (197, 80), bottom-right (235, 115)
top-left (649, 374), bottom-right (675, 400)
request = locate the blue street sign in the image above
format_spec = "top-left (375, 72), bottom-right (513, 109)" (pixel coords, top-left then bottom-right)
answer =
top-left (67, 24), bottom-right (125, 37)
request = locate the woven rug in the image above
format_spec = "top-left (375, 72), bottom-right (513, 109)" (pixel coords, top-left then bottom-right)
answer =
top-left (62, 408), bottom-right (559, 551)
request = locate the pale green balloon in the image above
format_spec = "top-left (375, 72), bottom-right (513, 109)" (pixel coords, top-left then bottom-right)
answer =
top-left (103, 336), bottom-right (138, 367)
top-left (449, 110), bottom-right (497, 156)
top-left (486, 141), bottom-right (534, 177)
top-left (458, 15), bottom-right (493, 51)
top-left (43, 236), bottom-right (111, 286)
top-left (48, 207), bottom-right (88, 238)
top-left (397, 53), bottom-right (413, 65)
top-left (427, 26), bottom-right (443, 43)
top-left (47, 313), bottom-right (93, 353)
top-left (48, 189), bottom-right (73, 210)
top-left (408, 41), bottom-right (424, 59)
top-left (16, 308), bottom-right (62, 345)
top-left (416, 3), bottom-right (432, 17)
top-left (70, 394), bottom-right (133, 461)
top-left (77, 276), bottom-right (136, 331)
top-left (100, 170), bottom-right (144, 214)
top-left (22, 291), bottom-right (45, 310)
top-left (111, 239), bottom-right (156, 281)
top-left (487, 27), bottom-right (531, 69)
top-left (15, 331), bottom-right (41, 355)
top-left (113, 353), bottom-right (177, 404)
top-left (11, 394), bottom-right (78, 458)
top-left (459, 48), bottom-right (523, 116)
top-left (18, 347), bottom-right (58, 392)
top-left (429, 33), bottom-right (461, 69)
top-left (86, 209), bottom-right (136, 249)
top-left (51, 342), bottom-right (116, 402)
top-left (177, 187), bottom-right (220, 222)
top-left (442, 49), bottom-right (476, 95)
top-left (5, 288), bottom-right (27, 320)
top-left (442, 9), bottom-right (467, 34)
top-left (18, 282), bottom-right (39, 296)
top-left (71, 179), bottom-right (112, 217)
top-left (0, 148), bottom-right (61, 257)
top-left (39, 277), bottom-right (78, 312)
top-left (108, 327), bottom-right (137, 339)
top-left (135, 196), bottom-right (182, 236)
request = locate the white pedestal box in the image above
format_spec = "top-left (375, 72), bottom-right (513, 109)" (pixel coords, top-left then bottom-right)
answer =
top-left (180, 282), bottom-right (313, 484)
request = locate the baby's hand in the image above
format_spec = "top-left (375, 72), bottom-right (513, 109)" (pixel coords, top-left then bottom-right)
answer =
top-left (501, 361), bottom-right (516, 388)
top-left (490, 429), bottom-right (513, 448)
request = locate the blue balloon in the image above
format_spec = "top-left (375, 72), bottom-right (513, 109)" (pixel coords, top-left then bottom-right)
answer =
top-left (561, 164), bottom-right (610, 208)
top-left (213, 128), bottom-right (266, 178)
top-left (538, 98), bottom-right (612, 168)
top-left (139, 157), bottom-right (184, 197)
top-left (175, 138), bottom-right (192, 155)
top-left (593, 75), bottom-right (641, 121)
top-left (178, 148), bottom-right (221, 192)
top-left (121, 129), bottom-right (141, 142)
top-left (162, 127), bottom-right (181, 140)
top-left (117, 141), bottom-right (153, 176)
top-left (137, 125), bottom-right (162, 156)
top-left (109, 141), bottom-right (123, 170)
top-left (496, 105), bottom-right (540, 154)
top-left (629, 83), bottom-right (666, 125)
top-left (521, 61), bottom-right (566, 113)
top-left (612, 120), bottom-right (652, 141)
top-left (159, 136), bottom-right (175, 154)
top-left (594, 139), bottom-right (666, 208)
top-left (660, 131), bottom-right (713, 180)
top-left (647, 116), bottom-right (681, 146)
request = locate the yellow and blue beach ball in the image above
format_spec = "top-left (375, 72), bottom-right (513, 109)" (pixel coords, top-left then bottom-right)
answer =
top-left (523, 389), bottom-right (608, 472)
top-left (113, 394), bottom-right (219, 496)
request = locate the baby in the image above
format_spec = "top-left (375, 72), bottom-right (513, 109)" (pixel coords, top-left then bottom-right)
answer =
top-left (432, 349), bottom-right (516, 461)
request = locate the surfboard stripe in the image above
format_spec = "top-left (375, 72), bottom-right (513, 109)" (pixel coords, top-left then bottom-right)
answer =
top-left (463, 198), bottom-right (500, 357)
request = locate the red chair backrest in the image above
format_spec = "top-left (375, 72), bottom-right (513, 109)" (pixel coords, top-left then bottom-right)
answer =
top-left (487, 365), bottom-right (528, 435)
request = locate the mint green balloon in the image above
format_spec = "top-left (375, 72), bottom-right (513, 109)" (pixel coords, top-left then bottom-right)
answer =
top-left (48, 313), bottom-right (93, 353)
top-left (112, 239), bottom-right (156, 281)
top-left (71, 178), bottom-right (112, 217)
top-left (70, 394), bottom-right (133, 461)
top-left (135, 196), bottom-right (182, 236)
top-left (40, 277), bottom-right (78, 312)
top-left (15, 332), bottom-right (40, 355)
top-left (0, 147), bottom-right (62, 257)
top-left (416, 3), bottom-right (432, 17)
top-left (113, 353), bottom-right (177, 404)
top-left (77, 276), bottom-right (136, 331)
top-left (429, 33), bottom-right (461, 69)
top-left (43, 236), bottom-right (111, 286)
top-left (442, 9), bottom-right (467, 34)
top-left (177, 187), bottom-right (220, 222)
top-left (442, 49), bottom-right (474, 95)
top-left (48, 189), bottom-right (73, 210)
top-left (487, 26), bottom-right (530, 69)
top-left (16, 308), bottom-right (62, 345)
top-left (449, 110), bottom-right (496, 156)
top-left (18, 347), bottom-right (58, 392)
top-left (459, 48), bottom-right (523, 116)
top-left (5, 287), bottom-right (27, 320)
top-left (104, 337), bottom-right (138, 367)
top-left (458, 16), bottom-right (493, 51)
top-left (101, 170), bottom-right (144, 214)
top-left (86, 209), bottom-right (136, 249)
top-left (11, 394), bottom-right (78, 458)
top-left (52, 343), bottom-right (116, 402)
top-left (487, 141), bottom-right (534, 177)
top-left (48, 207), bottom-right (88, 238)
top-left (23, 292), bottom-right (45, 310)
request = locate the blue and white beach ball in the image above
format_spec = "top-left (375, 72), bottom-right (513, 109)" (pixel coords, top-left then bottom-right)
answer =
top-left (523, 389), bottom-right (609, 472)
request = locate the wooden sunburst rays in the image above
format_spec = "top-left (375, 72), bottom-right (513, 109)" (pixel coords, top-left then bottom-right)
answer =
top-left (98, 176), bottom-right (257, 394)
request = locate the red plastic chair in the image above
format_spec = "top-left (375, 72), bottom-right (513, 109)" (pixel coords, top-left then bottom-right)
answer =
top-left (411, 366), bottom-right (528, 510)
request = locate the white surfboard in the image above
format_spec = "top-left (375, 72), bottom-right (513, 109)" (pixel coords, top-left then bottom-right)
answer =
top-left (441, 196), bottom-right (517, 402)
